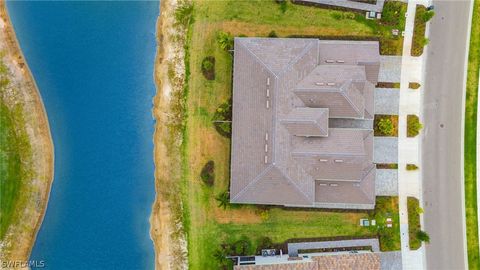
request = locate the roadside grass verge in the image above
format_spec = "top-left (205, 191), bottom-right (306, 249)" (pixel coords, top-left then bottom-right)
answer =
top-left (464, 0), bottom-right (480, 268)
top-left (182, 1), bottom-right (405, 268)
top-left (407, 197), bottom-right (422, 250)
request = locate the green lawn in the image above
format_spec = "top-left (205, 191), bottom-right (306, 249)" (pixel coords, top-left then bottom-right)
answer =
top-left (464, 0), bottom-right (480, 269)
top-left (0, 59), bottom-right (32, 240)
top-left (179, 1), bottom-right (405, 268)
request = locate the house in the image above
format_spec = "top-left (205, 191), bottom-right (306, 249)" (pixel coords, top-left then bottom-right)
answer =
top-left (230, 38), bottom-right (380, 209)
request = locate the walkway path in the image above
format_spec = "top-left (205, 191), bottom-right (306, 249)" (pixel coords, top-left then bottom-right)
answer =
top-left (397, 0), bottom-right (428, 269)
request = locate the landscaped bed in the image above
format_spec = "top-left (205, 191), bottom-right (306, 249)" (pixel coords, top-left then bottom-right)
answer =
top-left (407, 114), bottom-right (423, 137)
top-left (179, 1), bottom-right (406, 268)
top-left (407, 197), bottom-right (422, 250)
top-left (411, 5), bottom-right (434, 56)
top-left (374, 114), bottom-right (399, 137)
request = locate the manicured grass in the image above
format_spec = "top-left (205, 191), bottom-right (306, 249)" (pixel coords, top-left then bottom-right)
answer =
top-left (464, 0), bottom-right (480, 268)
top-left (0, 65), bottom-right (32, 239)
top-left (181, 1), bottom-right (405, 268)
top-left (407, 197), bottom-right (422, 250)
top-left (369, 196), bottom-right (401, 251)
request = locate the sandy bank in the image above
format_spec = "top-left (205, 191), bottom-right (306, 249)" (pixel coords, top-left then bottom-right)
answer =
top-left (0, 0), bottom-right (54, 266)
top-left (150, 0), bottom-right (189, 269)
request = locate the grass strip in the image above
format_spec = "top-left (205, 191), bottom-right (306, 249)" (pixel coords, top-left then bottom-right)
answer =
top-left (464, 0), bottom-right (480, 268)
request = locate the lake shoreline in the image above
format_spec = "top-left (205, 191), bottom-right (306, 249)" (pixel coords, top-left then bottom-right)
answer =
top-left (150, 0), bottom-right (189, 268)
top-left (0, 1), bottom-right (54, 263)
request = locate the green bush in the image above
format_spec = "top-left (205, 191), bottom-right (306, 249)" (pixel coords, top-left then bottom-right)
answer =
top-left (174, 2), bottom-right (194, 27)
top-left (268, 30), bottom-right (278, 38)
top-left (201, 56), bottom-right (215, 80)
top-left (213, 100), bottom-right (232, 138)
top-left (407, 115), bottom-right (423, 137)
top-left (378, 118), bottom-right (394, 135)
top-left (417, 230), bottom-right (430, 243)
top-left (422, 10), bottom-right (435, 22)
top-left (216, 31), bottom-right (234, 51)
top-left (406, 164), bottom-right (419, 170)
top-left (200, 160), bottom-right (215, 186)
top-left (381, 1), bottom-right (408, 30)
top-left (215, 190), bottom-right (230, 209)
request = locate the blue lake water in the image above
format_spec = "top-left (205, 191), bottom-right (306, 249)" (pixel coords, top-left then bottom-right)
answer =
top-left (7, 1), bottom-right (158, 269)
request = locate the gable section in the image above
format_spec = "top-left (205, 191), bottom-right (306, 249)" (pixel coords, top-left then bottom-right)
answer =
top-left (237, 38), bottom-right (318, 76)
top-left (232, 166), bottom-right (312, 206)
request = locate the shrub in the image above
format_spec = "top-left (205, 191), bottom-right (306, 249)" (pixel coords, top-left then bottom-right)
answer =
top-left (406, 164), bottom-right (419, 170)
top-left (233, 236), bottom-right (253, 256)
top-left (378, 118), bottom-right (394, 136)
top-left (332, 12), bottom-right (342, 20)
top-left (174, 2), bottom-right (194, 27)
top-left (417, 230), bottom-right (430, 243)
top-left (256, 237), bottom-right (274, 251)
top-left (422, 10), bottom-right (435, 22)
top-left (200, 160), bottom-right (215, 186)
top-left (215, 190), bottom-right (230, 209)
top-left (268, 30), bottom-right (278, 38)
top-left (277, 0), bottom-right (288, 13)
top-left (409, 82), bottom-right (421, 89)
top-left (201, 56), bottom-right (215, 80)
top-left (216, 31), bottom-right (234, 51)
top-left (213, 100), bottom-right (232, 138)
top-left (407, 115), bottom-right (423, 137)
top-left (381, 0), bottom-right (407, 30)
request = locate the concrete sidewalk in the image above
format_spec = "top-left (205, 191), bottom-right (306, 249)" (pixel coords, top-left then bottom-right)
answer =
top-left (397, 1), bottom-right (429, 269)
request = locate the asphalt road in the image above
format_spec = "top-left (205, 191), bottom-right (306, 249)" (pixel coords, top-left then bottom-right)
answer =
top-left (422, 1), bottom-right (472, 269)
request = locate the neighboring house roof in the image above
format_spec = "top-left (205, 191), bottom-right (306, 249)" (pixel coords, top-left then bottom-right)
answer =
top-left (230, 38), bottom-right (380, 209)
top-left (234, 253), bottom-right (381, 270)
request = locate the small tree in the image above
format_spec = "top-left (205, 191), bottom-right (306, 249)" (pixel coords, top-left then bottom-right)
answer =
top-left (416, 230), bottom-right (430, 243)
top-left (215, 190), bottom-right (230, 209)
top-left (216, 31), bottom-right (234, 51)
top-left (200, 160), bottom-right (215, 186)
top-left (213, 248), bottom-right (229, 266)
top-left (378, 118), bottom-right (394, 136)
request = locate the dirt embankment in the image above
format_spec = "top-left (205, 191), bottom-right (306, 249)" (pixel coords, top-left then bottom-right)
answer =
top-left (150, 0), bottom-right (190, 269)
top-left (0, 1), bottom-right (54, 266)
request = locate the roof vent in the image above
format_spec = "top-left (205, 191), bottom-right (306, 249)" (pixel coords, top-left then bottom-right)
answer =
top-left (319, 159), bottom-right (328, 162)
top-left (266, 88), bottom-right (270, 97)
top-left (315, 82), bottom-right (325, 86)
top-left (327, 82), bottom-right (335, 86)
top-left (319, 183), bottom-right (327, 186)
top-left (264, 155), bottom-right (268, 164)
top-left (266, 100), bottom-right (270, 109)
top-left (336, 60), bottom-right (345, 63)
top-left (265, 144), bottom-right (268, 153)
top-left (267, 77), bottom-right (270, 86)
top-left (334, 159), bottom-right (344, 163)
top-left (330, 183), bottom-right (339, 187)
top-left (325, 59), bottom-right (335, 63)
top-left (353, 183), bottom-right (360, 187)
top-left (265, 133), bottom-right (269, 141)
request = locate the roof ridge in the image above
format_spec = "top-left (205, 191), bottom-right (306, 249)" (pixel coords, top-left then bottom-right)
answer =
top-left (231, 164), bottom-right (274, 201)
top-left (358, 165), bottom-right (376, 203)
top-left (238, 40), bottom-right (279, 78)
top-left (340, 79), bottom-right (364, 117)
top-left (276, 166), bottom-right (313, 203)
top-left (278, 40), bottom-right (317, 76)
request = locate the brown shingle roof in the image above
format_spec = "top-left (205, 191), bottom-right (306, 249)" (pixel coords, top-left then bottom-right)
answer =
top-left (230, 38), bottom-right (380, 209)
